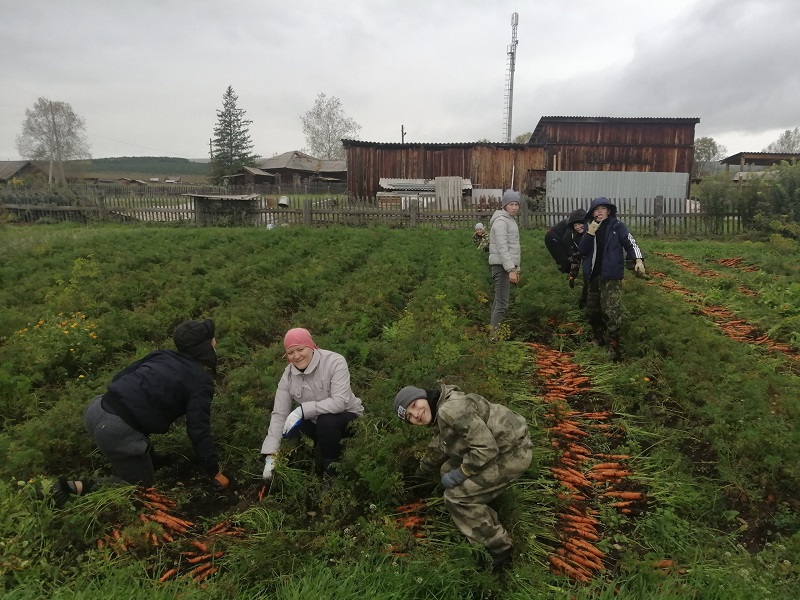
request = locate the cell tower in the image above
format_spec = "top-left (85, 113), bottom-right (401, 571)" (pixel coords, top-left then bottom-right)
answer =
top-left (502, 12), bottom-right (519, 143)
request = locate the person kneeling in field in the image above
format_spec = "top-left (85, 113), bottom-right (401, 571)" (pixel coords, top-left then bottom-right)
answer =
top-left (393, 384), bottom-right (533, 572)
top-left (260, 328), bottom-right (364, 481)
top-left (52, 319), bottom-right (233, 506)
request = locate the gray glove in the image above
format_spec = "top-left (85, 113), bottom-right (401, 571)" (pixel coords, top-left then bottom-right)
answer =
top-left (441, 467), bottom-right (469, 489)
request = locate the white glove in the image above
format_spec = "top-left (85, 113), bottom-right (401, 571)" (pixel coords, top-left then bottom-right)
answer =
top-left (587, 220), bottom-right (601, 236)
top-left (282, 406), bottom-right (304, 437)
top-left (262, 455), bottom-right (275, 480)
top-left (634, 258), bottom-right (646, 276)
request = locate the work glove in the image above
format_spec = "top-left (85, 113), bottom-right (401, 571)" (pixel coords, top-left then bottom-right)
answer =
top-left (282, 406), bottom-right (304, 437)
top-left (211, 470), bottom-right (234, 492)
top-left (587, 220), bottom-right (601, 236)
top-left (634, 258), bottom-right (646, 276)
top-left (262, 455), bottom-right (275, 481)
top-left (441, 467), bottom-right (469, 489)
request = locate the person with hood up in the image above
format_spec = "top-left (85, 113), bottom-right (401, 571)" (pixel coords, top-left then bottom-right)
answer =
top-left (488, 190), bottom-right (522, 328)
top-left (393, 384), bottom-right (532, 572)
top-left (578, 197), bottom-right (645, 357)
top-left (544, 208), bottom-right (587, 274)
top-left (261, 328), bottom-right (364, 480)
top-left (52, 319), bottom-right (231, 506)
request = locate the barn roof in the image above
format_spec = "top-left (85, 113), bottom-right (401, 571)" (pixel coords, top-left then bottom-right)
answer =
top-left (530, 116), bottom-right (700, 143)
top-left (0, 160), bottom-right (34, 181)
top-left (257, 151), bottom-right (344, 173)
top-left (342, 139), bottom-right (528, 149)
top-left (720, 151), bottom-right (800, 166)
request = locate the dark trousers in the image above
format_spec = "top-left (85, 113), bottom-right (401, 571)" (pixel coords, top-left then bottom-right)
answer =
top-left (84, 395), bottom-right (154, 485)
top-left (286, 411), bottom-right (359, 474)
top-left (544, 232), bottom-right (570, 272)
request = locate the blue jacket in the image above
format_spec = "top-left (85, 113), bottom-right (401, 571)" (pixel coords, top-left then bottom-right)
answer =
top-left (579, 197), bottom-right (643, 281)
top-left (107, 349), bottom-right (218, 475)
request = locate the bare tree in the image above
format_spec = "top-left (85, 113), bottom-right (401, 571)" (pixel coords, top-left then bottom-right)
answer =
top-left (693, 137), bottom-right (727, 178)
top-left (763, 127), bottom-right (800, 153)
top-left (301, 93), bottom-right (361, 160)
top-left (513, 131), bottom-right (533, 144)
top-left (16, 97), bottom-right (91, 186)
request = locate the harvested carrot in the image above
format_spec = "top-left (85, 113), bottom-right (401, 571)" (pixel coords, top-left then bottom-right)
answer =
top-left (148, 513), bottom-right (188, 532)
top-left (591, 462), bottom-right (624, 471)
top-left (560, 546), bottom-right (604, 571)
top-left (154, 510), bottom-right (193, 527)
top-left (206, 521), bottom-right (232, 535)
top-left (603, 491), bottom-right (645, 501)
top-left (652, 559), bottom-right (674, 569)
top-left (549, 555), bottom-right (591, 582)
top-left (190, 540), bottom-right (210, 553)
top-left (159, 567), bottom-right (179, 582)
top-left (571, 538), bottom-right (605, 558)
top-left (193, 566), bottom-right (218, 582)
top-left (187, 553), bottom-right (212, 564)
top-left (610, 500), bottom-right (634, 508)
top-left (162, 532), bottom-right (174, 543)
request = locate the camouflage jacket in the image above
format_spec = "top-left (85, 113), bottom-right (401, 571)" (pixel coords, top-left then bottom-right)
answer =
top-left (472, 232), bottom-right (489, 252)
top-left (419, 385), bottom-right (530, 475)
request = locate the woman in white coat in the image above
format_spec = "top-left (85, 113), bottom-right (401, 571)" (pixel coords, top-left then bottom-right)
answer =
top-left (261, 328), bottom-right (363, 479)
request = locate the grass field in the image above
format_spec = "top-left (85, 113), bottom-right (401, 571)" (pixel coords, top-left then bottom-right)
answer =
top-left (1, 223), bottom-right (798, 598)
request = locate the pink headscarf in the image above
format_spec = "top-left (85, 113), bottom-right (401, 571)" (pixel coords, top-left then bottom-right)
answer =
top-left (283, 328), bottom-right (319, 351)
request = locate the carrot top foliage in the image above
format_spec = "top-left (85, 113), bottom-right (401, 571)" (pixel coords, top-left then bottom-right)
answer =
top-left (0, 224), bottom-right (798, 598)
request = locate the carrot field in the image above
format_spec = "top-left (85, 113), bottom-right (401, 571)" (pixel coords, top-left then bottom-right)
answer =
top-left (0, 223), bottom-right (798, 599)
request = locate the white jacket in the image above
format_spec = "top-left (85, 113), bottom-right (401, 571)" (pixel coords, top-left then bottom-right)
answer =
top-left (261, 348), bottom-right (364, 455)
top-left (488, 209), bottom-right (521, 272)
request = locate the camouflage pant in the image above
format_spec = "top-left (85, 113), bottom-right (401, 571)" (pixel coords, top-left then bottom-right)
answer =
top-left (585, 277), bottom-right (622, 341)
top-left (443, 440), bottom-right (532, 553)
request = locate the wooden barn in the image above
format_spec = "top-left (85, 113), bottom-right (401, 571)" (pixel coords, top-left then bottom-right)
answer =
top-left (257, 151), bottom-right (346, 186)
top-left (529, 116), bottom-right (700, 174)
top-left (0, 161), bottom-right (45, 185)
top-left (342, 141), bottom-right (546, 199)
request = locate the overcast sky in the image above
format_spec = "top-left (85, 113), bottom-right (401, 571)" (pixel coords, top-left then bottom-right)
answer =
top-left (2, 0), bottom-right (797, 161)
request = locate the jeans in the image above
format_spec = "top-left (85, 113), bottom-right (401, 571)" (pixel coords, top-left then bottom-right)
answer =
top-left (490, 264), bottom-right (512, 327)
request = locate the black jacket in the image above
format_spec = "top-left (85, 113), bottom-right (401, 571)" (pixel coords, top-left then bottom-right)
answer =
top-left (107, 350), bottom-right (218, 475)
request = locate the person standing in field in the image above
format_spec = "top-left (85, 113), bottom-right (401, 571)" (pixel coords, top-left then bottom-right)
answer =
top-left (488, 190), bottom-right (522, 329)
top-left (261, 328), bottom-right (364, 480)
top-left (52, 319), bottom-right (233, 506)
top-left (578, 197), bottom-right (645, 358)
top-left (393, 384), bottom-right (532, 572)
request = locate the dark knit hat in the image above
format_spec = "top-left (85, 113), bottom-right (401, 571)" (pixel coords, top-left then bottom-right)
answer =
top-left (393, 386), bottom-right (427, 421)
top-left (173, 319), bottom-right (217, 369)
top-left (501, 189), bottom-right (521, 209)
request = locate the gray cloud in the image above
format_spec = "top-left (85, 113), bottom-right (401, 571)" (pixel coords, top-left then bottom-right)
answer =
top-left (1, 0), bottom-right (796, 160)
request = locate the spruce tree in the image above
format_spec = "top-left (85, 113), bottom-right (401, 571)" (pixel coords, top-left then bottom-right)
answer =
top-left (210, 86), bottom-right (259, 184)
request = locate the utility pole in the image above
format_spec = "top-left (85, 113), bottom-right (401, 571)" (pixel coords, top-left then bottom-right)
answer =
top-left (401, 125), bottom-right (406, 143)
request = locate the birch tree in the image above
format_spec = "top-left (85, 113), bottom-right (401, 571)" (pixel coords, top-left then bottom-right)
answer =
top-left (763, 127), bottom-right (800, 153)
top-left (301, 93), bottom-right (361, 160)
top-left (16, 97), bottom-right (91, 186)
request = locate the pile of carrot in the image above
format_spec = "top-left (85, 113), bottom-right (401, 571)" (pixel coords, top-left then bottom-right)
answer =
top-left (715, 257), bottom-right (759, 272)
top-left (157, 520), bottom-right (244, 583)
top-left (530, 343), bottom-right (653, 584)
top-left (652, 272), bottom-right (798, 362)
top-left (388, 502), bottom-right (427, 556)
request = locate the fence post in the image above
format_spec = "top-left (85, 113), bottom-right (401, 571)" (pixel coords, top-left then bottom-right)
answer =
top-left (303, 198), bottom-right (313, 226)
top-left (409, 199), bottom-right (418, 227)
top-left (654, 195), bottom-right (664, 236)
top-left (520, 197), bottom-right (530, 229)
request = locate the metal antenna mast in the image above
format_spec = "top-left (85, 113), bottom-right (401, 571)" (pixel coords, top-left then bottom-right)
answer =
top-left (502, 12), bottom-right (519, 143)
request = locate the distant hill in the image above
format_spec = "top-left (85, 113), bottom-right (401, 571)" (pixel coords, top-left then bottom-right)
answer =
top-left (69, 156), bottom-right (210, 183)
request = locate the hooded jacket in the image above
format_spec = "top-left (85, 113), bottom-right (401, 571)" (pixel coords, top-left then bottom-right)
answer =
top-left (419, 385), bottom-right (530, 476)
top-left (578, 197), bottom-right (643, 281)
top-left (105, 349), bottom-right (218, 474)
top-left (488, 209), bottom-right (521, 272)
top-left (261, 348), bottom-right (364, 455)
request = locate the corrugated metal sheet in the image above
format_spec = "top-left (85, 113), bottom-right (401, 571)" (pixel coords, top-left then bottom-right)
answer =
top-left (545, 171), bottom-right (689, 224)
top-left (379, 178), bottom-right (473, 191)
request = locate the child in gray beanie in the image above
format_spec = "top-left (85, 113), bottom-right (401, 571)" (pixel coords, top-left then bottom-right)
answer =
top-left (488, 189), bottom-right (522, 329)
top-left (393, 383), bottom-right (532, 572)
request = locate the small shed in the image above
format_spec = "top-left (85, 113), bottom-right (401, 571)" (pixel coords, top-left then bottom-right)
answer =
top-left (0, 161), bottom-right (45, 184)
top-left (720, 151), bottom-right (800, 178)
top-left (183, 193), bottom-right (262, 226)
top-left (225, 166), bottom-right (277, 186)
top-left (257, 151), bottom-right (345, 186)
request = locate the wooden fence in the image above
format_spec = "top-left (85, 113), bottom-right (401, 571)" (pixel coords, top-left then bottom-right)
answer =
top-left (0, 192), bottom-right (743, 236)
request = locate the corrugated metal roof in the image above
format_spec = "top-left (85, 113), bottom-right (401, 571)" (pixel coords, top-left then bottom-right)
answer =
top-left (343, 139), bottom-right (528, 149)
top-left (182, 193), bottom-right (262, 200)
top-left (0, 160), bottom-right (32, 180)
top-left (379, 178), bottom-right (473, 191)
top-left (538, 116), bottom-right (701, 123)
top-left (257, 151), bottom-right (344, 173)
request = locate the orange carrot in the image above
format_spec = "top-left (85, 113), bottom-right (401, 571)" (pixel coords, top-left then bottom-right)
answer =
top-left (190, 540), bottom-right (209, 553)
top-left (652, 559), bottom-right (674, 569)
top-left (571, 538), bottom-right (605, 558)
top-left (159, 567), bottom-right (179, 582)
top-left (591, 462), bottom-right (624, 471)
top-left (193, 566), bottom-right (218, 582)
top-left (603, 491), bottom-right (645, 500)
top-left (187, 553), bottom-right (212, 564)
top-left (549, 555), bottom-right (591, 582)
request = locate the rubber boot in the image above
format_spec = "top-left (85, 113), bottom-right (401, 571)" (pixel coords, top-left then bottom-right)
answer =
top-left (489, 547), bottom-right (513, 573)
top-left (578, 282), bottom-right (589, 309)
top-left (608, 336), bottom-right (622, 362)
top-left (590, 323), bottom-right (606, 346)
